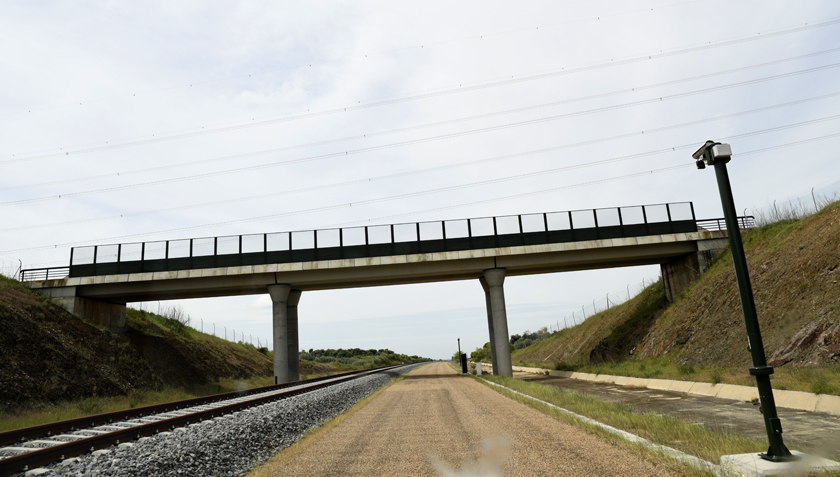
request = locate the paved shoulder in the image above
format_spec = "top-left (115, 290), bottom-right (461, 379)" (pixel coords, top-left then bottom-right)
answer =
top-left (272, 362), bottom-right (676, 476)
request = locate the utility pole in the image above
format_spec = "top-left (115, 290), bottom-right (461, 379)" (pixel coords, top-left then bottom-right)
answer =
top-left (693, 140), bottom-right (794, 462)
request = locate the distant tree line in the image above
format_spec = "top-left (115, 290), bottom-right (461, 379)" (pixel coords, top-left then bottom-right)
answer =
top-left (300, 348), bottom-right (427, 366)
top-left (469, 326), bottom-right (557, 362)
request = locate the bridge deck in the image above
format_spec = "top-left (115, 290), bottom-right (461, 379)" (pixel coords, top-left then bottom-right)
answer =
top-left (26, 230), bottom-right (727, 302)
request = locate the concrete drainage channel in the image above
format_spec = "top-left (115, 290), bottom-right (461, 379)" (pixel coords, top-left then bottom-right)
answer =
top-left (1, 364), bottom-right (421, 476)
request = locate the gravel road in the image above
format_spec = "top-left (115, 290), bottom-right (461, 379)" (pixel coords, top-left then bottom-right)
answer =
top-left (269, 362), bottom-right (677, 476)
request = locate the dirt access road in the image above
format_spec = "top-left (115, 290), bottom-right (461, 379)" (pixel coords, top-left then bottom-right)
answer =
top-left (265, 362), bottom-right (677, 476)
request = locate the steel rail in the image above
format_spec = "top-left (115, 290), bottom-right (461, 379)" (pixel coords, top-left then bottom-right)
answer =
top-left (0, 364), bottom-right (405, 476)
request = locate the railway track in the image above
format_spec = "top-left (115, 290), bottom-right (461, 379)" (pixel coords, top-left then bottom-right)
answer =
top-left (0, 365), bottom-right (404, 476)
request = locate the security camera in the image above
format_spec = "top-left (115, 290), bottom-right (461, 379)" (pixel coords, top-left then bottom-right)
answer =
top-left (692, 140), bottom-right (732, 166)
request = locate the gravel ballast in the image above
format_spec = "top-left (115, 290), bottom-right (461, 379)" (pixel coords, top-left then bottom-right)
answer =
top-left (30, 366), bottom-right (419, 476)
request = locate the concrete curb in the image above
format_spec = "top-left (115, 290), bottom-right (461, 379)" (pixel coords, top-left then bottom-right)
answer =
top-left (476, 362), bottom-right (840, 416)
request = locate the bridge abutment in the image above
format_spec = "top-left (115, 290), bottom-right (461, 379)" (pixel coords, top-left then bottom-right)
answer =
top-left (482, 268), bottom-right (513, 377)
top-left (37, 287), bottom-right (126, 328)
top-left (661, 238), bottom-right (728, 301)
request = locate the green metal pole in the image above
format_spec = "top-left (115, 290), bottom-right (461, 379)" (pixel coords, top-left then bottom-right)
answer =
top-left (709, 153), bottom-right (794, 462)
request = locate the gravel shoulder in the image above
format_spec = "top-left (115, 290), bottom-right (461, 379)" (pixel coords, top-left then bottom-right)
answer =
top-left (268, 362), bottom-right (678, 476)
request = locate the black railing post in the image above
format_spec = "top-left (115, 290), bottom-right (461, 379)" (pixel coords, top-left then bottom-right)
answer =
top-left (189, 240), bottom-right (193, 258)
top-left (442, 222), bottom-right (447, 240)
top-left (365, 227), bottom-right (369, 245)
top-left (94, 246), bottom-right (98, 264)
top-left (340, 228), bottom-right (344, 247)
top-left (117, 244), bottom-right (122, 263)
top-left (70, 248), bottom-right (75, 267)
top-left (314, 231), bottom-right (318, 249)
top-left (165, 241), bottom-right (169, 260)
top-left (666, 203), bottom-right (673, 233)
top-left (517, 215), bottom-right (523, 234)
top-left (416, 223), bottom-right (421, 242)
top-left (617, 208), bottom-right (624, 237)
top-left (141, 243), bottom-right (146, 261)
top-left (593, 210), bottom-right (600, 239)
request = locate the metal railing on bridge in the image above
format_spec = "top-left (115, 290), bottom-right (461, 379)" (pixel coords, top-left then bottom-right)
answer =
top-left (20, 202), bottom-right (753, 281)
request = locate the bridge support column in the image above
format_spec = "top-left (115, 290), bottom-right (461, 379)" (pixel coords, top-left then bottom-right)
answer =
top-left (479, 277), bottom-right (499, 372)
top-left (268, 284), bottom-right (292, 384)
top-left (482, 268), bottom-right (512, 377)
top-left (287, 290), bottom-right (302, 382)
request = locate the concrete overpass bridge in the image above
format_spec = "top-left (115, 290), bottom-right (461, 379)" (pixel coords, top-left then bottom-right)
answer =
top-left (21, 201), bottom-right (750, 381)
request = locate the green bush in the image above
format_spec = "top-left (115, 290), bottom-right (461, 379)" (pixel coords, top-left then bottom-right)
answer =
top-left (678, 364), bottom-right (695, 375)
top-left (711, 371), bottom-right (723, 385)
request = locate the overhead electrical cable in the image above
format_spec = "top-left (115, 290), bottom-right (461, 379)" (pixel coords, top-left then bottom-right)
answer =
top-left (0, 0), bottom-right (706, 119)
top-left (3, 131), bottom-right (839, 255)
top-left (2, 69), bottom-right (839, 207)
top-left (6, 47), bottom-right (840, 191)
top-left (3, 112), bottom-right (839, 234)
top-left (4, 17), bottom-right (839, 164)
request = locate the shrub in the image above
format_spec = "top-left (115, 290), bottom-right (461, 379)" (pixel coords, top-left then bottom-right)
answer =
top-left (811, 376), bottom-right (838, 395)
top-left (678, 365), bottom-right (695, 375)
top-left (711, 371), bottom-right (723, 385)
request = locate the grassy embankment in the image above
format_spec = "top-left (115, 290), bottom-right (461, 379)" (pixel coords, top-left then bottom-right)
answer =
top-left (0, 274), bottom-right (424, 432)
top-left (506, 201), bottom-right (840, 395)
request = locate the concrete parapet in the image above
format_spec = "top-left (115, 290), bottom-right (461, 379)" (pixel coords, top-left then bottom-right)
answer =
top-left (623, 377), bottom-right (651, 388)
top-left (687, 382), bottom-right (724, 397)
top-left (647, 379), bottom-right (673, 391)
top-left (715, 384), bottom-right (759, 402)
top-left (486, 362), bottom-right (840, 416)
top-left (816, 394), bottom-right (840, 415)
top-left (549, 370), bottom-right (573, 378)
top-left (666, 380), bottom-right (696, 393)
top-left (773, 390), bottom-right (819, 412)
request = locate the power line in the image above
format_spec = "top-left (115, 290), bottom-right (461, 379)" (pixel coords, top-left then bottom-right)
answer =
top-left (3, 69), bottom-right (839, 208)
top-left (4, 130), bottom-right (840, 255)
top-left (4, 111), bottom-right (839, 234)
top-left (6, 46), bottom-right (840, 190)
top-left (0, 0), bottom-right (706, 120)
top-left (4, 16), bottom-right (838, 164)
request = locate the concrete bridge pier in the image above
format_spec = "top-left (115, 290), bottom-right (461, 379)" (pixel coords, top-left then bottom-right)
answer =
top-left (482, 268), bottom-right (513, 377)
top-left (478, 277), bottom-right (499, 372)
top-left (268, 284), bottom-right (301, 384)
top-left (287, 290), bottom-right (302, 382)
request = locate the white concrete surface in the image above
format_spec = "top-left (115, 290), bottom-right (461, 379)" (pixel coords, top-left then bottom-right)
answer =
top-left (721, 451), bottom-right (840, 477)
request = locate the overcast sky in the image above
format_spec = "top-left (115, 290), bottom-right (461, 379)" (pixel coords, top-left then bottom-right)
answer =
top-left (2, 1), bottom-right (839, 359)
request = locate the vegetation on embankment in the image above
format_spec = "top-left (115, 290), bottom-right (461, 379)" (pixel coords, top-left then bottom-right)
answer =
top-left (0, 272), bottom-right (429, 429)
top-left (503, 200), bottom-right (840, 395)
